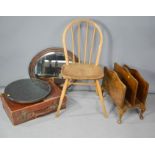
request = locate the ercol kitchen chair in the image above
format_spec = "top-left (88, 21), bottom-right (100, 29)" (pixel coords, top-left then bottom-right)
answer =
top-left (56, 19), bottom-right (108, 118)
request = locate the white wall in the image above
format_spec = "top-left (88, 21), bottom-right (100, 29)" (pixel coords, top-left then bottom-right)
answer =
top-left (0, 17), bottom-right (155, 92)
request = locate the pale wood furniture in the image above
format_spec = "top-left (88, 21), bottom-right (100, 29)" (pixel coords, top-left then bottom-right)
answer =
top-left (103, 63), bottom-right (149, 124)
top-left (56, 19), bottom-right (108, 118)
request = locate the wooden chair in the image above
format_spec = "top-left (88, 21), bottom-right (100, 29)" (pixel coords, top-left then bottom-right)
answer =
top-left (56, 19), bottom-right (108, 118)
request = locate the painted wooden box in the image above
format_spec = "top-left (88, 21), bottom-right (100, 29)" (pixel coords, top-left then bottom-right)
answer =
top-left (0, 82), bottom-right (66, 125)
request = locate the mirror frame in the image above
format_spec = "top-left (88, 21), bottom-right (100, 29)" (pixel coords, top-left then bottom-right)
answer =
top-left (29, 47), bottom-right (77, 86)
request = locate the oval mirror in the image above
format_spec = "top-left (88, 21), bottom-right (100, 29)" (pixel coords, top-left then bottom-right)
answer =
top-left (29, 48), bottom-right (78, 87)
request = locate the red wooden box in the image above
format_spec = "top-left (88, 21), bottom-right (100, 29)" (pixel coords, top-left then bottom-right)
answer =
top-left (0, 82), bottom-right (66, 125)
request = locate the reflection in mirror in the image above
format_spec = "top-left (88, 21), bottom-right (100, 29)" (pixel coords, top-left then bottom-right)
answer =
top-left (35, 52), bottom-right (71, 79)
top-left (29, 48), bottom-right (77, 87)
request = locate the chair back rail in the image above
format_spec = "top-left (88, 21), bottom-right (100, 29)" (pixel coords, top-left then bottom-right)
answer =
top-left (63, 19), bottom-right (103, 65)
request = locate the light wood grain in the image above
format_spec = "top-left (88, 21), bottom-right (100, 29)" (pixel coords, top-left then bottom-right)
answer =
top-left (89, 28), bottom-right (96, 64)
top-left (84, 23), bottom-right (89, 64)
top-left (56, 79), bottom-right (68, 117)
top-left (57, 19), bottom-right (108, 118)
top-left (71, 26), bottom-right (75, 63)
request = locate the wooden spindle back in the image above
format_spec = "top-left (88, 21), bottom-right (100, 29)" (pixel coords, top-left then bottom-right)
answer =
top-left (63, 19), bottom-right (103, 65)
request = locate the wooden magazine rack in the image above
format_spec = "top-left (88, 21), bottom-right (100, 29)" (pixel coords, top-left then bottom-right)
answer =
top-left (102, 63), bottom-right (149, 124)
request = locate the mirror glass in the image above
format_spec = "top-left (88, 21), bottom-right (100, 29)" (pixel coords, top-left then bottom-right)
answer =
top-left (35, 52), bottom-right (67, 79)
top-left (29, 48), bottom-right (77, 87)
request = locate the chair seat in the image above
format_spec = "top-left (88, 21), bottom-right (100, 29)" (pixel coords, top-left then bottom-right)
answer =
top-left (61, 63), bottom-right (104, 80)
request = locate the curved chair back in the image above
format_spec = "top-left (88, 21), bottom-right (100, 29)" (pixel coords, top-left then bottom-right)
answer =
top-left (63, 19), bottom-right (103, 65)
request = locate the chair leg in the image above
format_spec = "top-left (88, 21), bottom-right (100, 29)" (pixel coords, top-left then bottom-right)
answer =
top-left (56, 79), bottom-right (69, 117)
top-left (96, 88), bottom-right (99, 96)
top-left (96, 80), bottom-right (108, 118)
top-left (94, 80), bottom-right (99, 96)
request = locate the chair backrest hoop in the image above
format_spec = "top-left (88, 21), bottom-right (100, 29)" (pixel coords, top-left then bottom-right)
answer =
top-left (63, 19), bottom-right (103, 65)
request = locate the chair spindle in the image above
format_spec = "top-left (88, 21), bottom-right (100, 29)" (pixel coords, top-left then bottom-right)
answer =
top-left (84, 23), bottom-right (89, 64)
top-left (89, 27), bottom-right (96, 64)
top-left (78, 23), bottom-right (81, 63)
top-left (71, 26), bottom-right (75, 63)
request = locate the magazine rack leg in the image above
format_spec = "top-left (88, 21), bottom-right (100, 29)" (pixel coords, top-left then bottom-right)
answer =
top-left (117, 107), bottom-right (123, 124)
top-left (139, 107), bottom-right (146, 120)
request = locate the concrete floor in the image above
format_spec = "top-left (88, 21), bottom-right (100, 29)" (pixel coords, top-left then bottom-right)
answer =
top-left (0, 88), bottom-right (155, 138)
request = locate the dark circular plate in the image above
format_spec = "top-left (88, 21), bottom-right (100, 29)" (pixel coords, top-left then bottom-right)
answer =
top-left (4, 79), bottom-right (51, 104)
